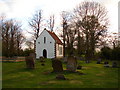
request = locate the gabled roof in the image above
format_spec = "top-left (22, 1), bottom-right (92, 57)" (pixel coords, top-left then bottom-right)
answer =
top-left (46, 30), bottom-right (63, 45)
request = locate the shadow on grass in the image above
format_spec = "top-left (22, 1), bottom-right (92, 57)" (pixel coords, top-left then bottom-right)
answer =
top-left (42, 70), bottom-right (86, 76)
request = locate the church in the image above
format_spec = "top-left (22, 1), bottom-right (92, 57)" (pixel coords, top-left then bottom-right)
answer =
top-left (36, 29), bottom-right (63, 59)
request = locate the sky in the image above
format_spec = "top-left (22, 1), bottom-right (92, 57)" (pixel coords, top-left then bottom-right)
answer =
top-left (0, 0), bottom-right (119, 41)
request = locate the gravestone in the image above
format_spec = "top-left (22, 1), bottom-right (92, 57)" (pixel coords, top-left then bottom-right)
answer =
top-left (39, 56), bottom-right (44, 61)
top-left (63, 56), bottom-right (68, 63)
top-left (79, 57), bottom-right (85, 61)
top-left (77, 65), bottom-right (82, 69)
top-left (25, 55), bottom-right (35, 69)
top-left (79, 57), bottom-right (83, 61)
top-left (96, 61), bottom-right (100, 64)
top-left (112, 62), bottom-right (118, 68)
top-left (85, 60), bottom-right (90, 63)
top-left (66, 56), bottom-right (77, 72)
top-left (29, 53), bottom-right (35, 60)
top-left (52, 59), bottom-right (63, 72)
top-left (56, 74), bottom-right (66, 80)
top-left (104, 61), bottom-right (109, 67)
top-left (96, 58), bottom-right (101, 64)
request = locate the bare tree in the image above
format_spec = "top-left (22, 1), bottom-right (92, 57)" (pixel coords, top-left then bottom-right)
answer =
top-left (16, 31), bottom-right (25, 55)
top-left (1, 18), bottom-right (24, 57)
top-left (29, 10), bottom-right (43, 40)
top-left (61, 11), bottom-right (70, 57)
top-left (60, 11), bottom-right (81, 56)
top-left (65, 23), bottom-right (77, 55)
top-left (107, 32), bottom-right (119, 49)
top-left (25, 40), bottom-right (34, 50)
top-left (74, 1), bottom-right (109, 61)
top-left (47, 15), bottom-right (55, 32)
top-left (29, 10), bottom-right (43, 54)
top-left (76, 20), bottom-right (86, 56)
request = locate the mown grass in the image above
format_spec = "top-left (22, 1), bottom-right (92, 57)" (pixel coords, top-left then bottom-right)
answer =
top-left (2, 59), bottom-right (119, 88)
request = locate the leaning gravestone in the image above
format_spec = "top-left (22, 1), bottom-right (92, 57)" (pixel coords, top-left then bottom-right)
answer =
top-left (66, 56), bottom-right (77, 72)
top-left (52, 59), bottom-right (63, 72)
top-left (25, 55), bottom-right (35, 69)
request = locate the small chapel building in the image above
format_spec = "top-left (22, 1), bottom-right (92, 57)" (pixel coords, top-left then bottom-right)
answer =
top-left (36, 29), bottom-right (63, 59)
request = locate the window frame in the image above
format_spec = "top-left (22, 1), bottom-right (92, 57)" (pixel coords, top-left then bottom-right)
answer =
top-left (44, 37), bottom-right (46, 44)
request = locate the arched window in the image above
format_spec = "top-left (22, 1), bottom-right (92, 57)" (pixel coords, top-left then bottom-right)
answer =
top-left (44, 37), bottom-right (46, 44)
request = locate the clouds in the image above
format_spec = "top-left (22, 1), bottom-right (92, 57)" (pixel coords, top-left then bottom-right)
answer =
top-left (0, 0), bottom-right (11, 14)
top-left (104, 0), bottom-right (119, 33)
top-left (0, 0), bottom-right (119, 33)
top-left (0, 0), bottom-right (84, 18)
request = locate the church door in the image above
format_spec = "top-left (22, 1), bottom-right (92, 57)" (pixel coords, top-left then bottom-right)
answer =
top-left (43, 49), bottom-right (47, 58)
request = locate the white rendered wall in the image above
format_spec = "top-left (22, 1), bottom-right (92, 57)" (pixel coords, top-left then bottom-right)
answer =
top-left (56, 44), bottom-right (63, 58)
top-left (36, 30), bottom-right (55, 59)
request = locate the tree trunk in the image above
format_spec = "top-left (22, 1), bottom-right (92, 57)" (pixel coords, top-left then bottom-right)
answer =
top-left (85, 31), bottom-right (90, 62)
top-left (34, 40), bottom-right (36, 58)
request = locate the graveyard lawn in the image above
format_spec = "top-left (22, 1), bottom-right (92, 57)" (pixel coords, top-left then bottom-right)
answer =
top-left (2, 59), bottom-right (119, 88)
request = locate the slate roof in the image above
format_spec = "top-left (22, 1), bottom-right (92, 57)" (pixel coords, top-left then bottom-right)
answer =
top-left (46, 30), bottom-right (63, 45)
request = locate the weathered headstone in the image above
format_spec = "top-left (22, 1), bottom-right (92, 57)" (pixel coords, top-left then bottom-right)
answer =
top-left (85, 60), bottom-right (90, 63)
top-left (63, 56), bottom-right (68, 63)
top-left (39, 56), bottom-right (44, 61)
top-left (66, 56), bottom-right (77, 72)
top-left (96, 61), bottom-right (100, 64)
top-left (29, 53), bottom-right (35, 60)
top-left (96, 58), bottom-right (101, 64)
top-left (79, 57), bottom-right (85, 61)
top-left (56, 74), bottom-right (66, 80)
top-left (104, 61), bottom-right (109, 64)
top-left (104, 61), bottom-right (109, 67)
top-left (77, 65), bottom-right (82, 69)
top-left (52, 59), bottom-right (63, 72)
top-left (25, 56), bottom-right (35, 69)
top-left (112, 62), bottom-right (118, 68)
top-left (39, 56), bottom-right (45, 66)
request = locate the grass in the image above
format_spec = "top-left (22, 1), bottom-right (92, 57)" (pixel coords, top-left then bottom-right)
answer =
top-left (2, 59), bottom-right (119, 88)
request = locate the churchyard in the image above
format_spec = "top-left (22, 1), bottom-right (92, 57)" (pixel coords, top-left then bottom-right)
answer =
top-left (1, 0), bottom-right (120, 89)
top-left (2, 58), bottom-right (119, 88)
